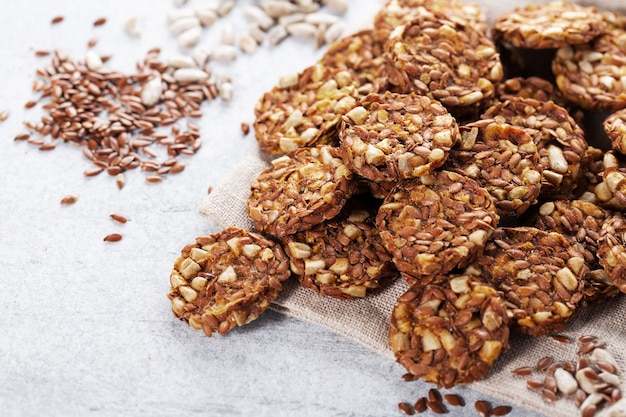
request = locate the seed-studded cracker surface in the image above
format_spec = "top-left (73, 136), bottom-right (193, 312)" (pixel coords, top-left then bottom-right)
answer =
top-left (282, 196), bottom-right (397, 300)
top-left (339, 91), bottom-right (460, 182)
top-left (389, 273), bottom-right (510, 388)
top-left (600, 151), bottom-right (626, 210)
top-left (598, 214), bottom-right (626, 293)
top-left (167, 227), bottom-right (291, 337)
top-left (491, 1), bottom-right (606, 50)
top-left (445, 119), bottom-right (542, 217)
top-left (382, 7), bottom-right (502, 118)
top-left (496, 76), bottom-right (584, 123)
top-left (373, 0), bottom-right (487, 43)
top-left (532, 200), bottom-right (618, 301)
top-left (477, 227), bottom-right (587, 337)
top-left (375, 170), bottom-right (498, 284)
top-left (604, 109), bottom-right (626, 155)
top-left (552, 22), bottom-right (626, 112)
top-left (253, 63), bottom-right (360, 154)
top-left (319, 30), bottom-right (388, 96)
top-left (247, 145), bottom-right (358, 238)
top-left (483, 98), bottom-right (588, 199)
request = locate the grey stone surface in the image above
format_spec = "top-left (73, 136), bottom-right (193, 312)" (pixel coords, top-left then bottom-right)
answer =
top-left (0, 1), bottom-right (549, 416)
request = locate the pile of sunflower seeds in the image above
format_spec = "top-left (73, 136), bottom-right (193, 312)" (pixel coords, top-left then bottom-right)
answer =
top-left (166, 0), bottom-right (349, 58)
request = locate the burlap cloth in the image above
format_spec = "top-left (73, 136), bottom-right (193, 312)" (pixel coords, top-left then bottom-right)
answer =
top-left (199, 2), bottom-right (626, 415)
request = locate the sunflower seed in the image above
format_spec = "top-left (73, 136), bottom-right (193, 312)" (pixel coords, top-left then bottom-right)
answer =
top-left (173, 68), bottom-right (209, 82)
top-left (196, 7), bottom-right (218, 26)
top-left (555, 368), bottom-right (578, 395)
top-left (213, 45), bottom-right (238, 62)
top-left (167, 54), bottom-right (196, 68)
top-left (125, 16), bottom-right (141, 37)
top-left (178, 26), bottom-right (202, 48)
top-left (85, 50), bottom-right (103, 71)
top-left (243, 5), bottom-right (274, 30)
top-left (240, 33), bottom-right (258, 54)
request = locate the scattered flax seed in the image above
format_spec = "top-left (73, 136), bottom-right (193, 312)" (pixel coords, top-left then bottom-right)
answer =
top-left (146, 175), bottom-right (164, 183)
top-left (207, 185), bottom-right (214, 194)
top-left (93, 17), bottom-right (107, 27)
top-left (39, 142), bottom-right (56, 151)
top-left (0, 109), bottom-right (9, 121)
top-left (537, 356), bottom-right (554, 372)
top-left (413, 397), bottom-right (427, 413)
top-left (512, 366), bottom-right (533, 376)
top-left (398, 402), bottom-right (414, 415)
top-left (550, 334), bottom-right (571, 344)
top-left (14, 133), bottom-right (30, 141)
top-left (51, 16), bottom-right (64, 25)
top-left (110, 214), bottom-right (127, 224)
top-left (87, 37), bottom-right (98, 48)
top-left (24, 100), bottom-right (37, 109)
top-left (443, 394), bottom-right (464, 407)
top-left (426, 401), bottom-right (446, 414)
top-left (428, 388), bottom-right (442, 403)
top-left (60, 195), bottom-right (78, 205)
top-left (474, 400), bottom-right (490, 417)
top-left (491, 405), bottom-right (513, 416)
top-left (241, 122), bottom-right (250, 135)
top-left (103, 233), bottom-right (122, 242)
top-left (35, 50), bottom-right (50, 57)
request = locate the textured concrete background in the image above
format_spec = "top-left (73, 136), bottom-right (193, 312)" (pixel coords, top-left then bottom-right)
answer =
top-left (0, 1), bottom-right (561, 416)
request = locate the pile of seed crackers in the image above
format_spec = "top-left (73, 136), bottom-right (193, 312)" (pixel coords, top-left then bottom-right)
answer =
top-left (168, 0), bottom-right (626, 392)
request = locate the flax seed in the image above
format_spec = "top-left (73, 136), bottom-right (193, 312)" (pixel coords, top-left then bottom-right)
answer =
top-left (443, 394), bottom-right (464, 407)
top-left (93, 17), bottom-right (107, 27)
top-left (24, 100), bottom-right (37, 109)
top-left (426, 401), bottom-right (446, 414)
top-left (241, 122), bottom-right (250, 135)
top-left (14, 133), bottom-right (30, 141)
top-left (413, 397), bottom-right (427, 413)
top-left (110, 214), bottom-right (127, 224)
top-left (512, 366), bottom-right (533, 376)
top-left (103, 233), bottom-right (122, 242)
top-left (474, 400), bottom-right (490, 417)
top-left (398, 402), bottom-right (414, 415)
top-left (491, 405), bottom-right (512, 416)
top-left (51, 16), bottom-right (64, 25)
top-left (60, 195), bottom-right (78, 205)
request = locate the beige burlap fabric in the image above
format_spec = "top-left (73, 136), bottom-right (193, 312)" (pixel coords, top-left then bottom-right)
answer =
top-left (198, 2), bottom-right (626, 415)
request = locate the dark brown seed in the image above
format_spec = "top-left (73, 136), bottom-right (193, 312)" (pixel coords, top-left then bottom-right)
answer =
top-left (103, 233), bottom-right (122, 242)
top-left (110, 214), bottom-right (127, 224)
top-left (541, 388), bottom-right (557, 403)
top-left (428, 388), bottom-right (442, 403)
top-left (413, 397), bottom-right (427, 413)
top-left (51, 16), bottom-right (64, 24)
top-left (398, 402), bottom-right (414, 415)
top-left (578, 342), bottom-right (596, 354)
top-left (512, 366), bottom-right (533, 376)
top-left (443, 394), bottom-right (464, 407)
top-left (544, 375), bottom-right (557, 393)
top-left (578, 335), bottom-right (598, 344)
top-left (241, 122), bottom-right (250, 135)
top-left (60, 195), bottom-right (78, 205)
top-left (207, 185), bottom-right (214, 194)
top-left (426, 401), bottom-right (446, 414)
top-left (475, 400), bottom-right (490, 417)
top-left (491, 405), bottom-right (512, 416)
top-left (537, 356), bottom-right (553, 372)
top-left (35, 50), bottom-right (50, 57)
top-left (87, 38), bottom-right (98, 48)
top-left (596, 361), bottom-right (616, 374)
top-left (93, 17), bottom-right (107, 26)
top-left (14, 133), bottom-right (30, 141)
top-left (612, 388), bottom-right (622, 402)
top-left (582, 404), bottom-right (597, 417)
top-left (550, 334), bottom-right (571, 344)
top-left (526, 378), bottom-right (544, 389)
top-left (546, 361), bottom-right (562, 374)
top-left (24, 100), bottom-right (37, 109)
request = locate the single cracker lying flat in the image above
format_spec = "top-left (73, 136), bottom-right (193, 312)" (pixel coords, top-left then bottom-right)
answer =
top-left (389, 272), bottom-right (510, 388)
top-left (168, 227), bottom-right (291, 337)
